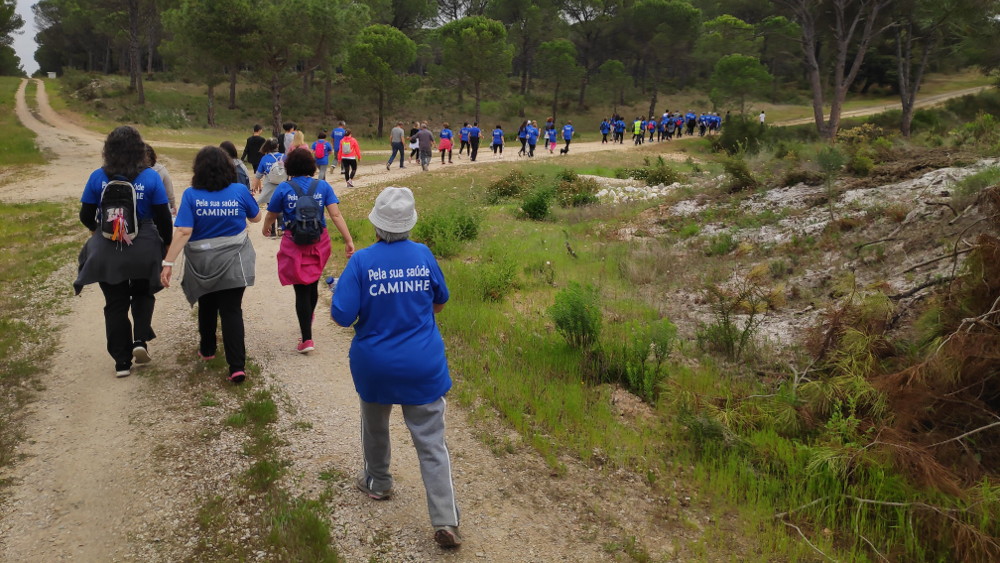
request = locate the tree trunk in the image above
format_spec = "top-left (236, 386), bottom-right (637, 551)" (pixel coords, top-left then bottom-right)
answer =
top-left (578, 73), bottom-right (588, 108)
top-left (647, 87), bottom-right (657, 120)
top-left (551, 82), bottom-right (559, 124)
top-left (324, 74), bottom-right (333, 116)
top-left (228, 67), bottom-right (238, 109)
top-left (147, 31), bottom-right (154, 74)
top-left (271, 74), bottom-right (283, 138)
top-left (474, 81), bottom-right (482, 124)
top-left (377, 89), bottom-right (385, 138)
top-left (127, 0), bottom-right (144, 104)
top-left (207, 84), bottom-right (216, 127)
top-left (520, 33), bottom-right (530, 95)
top-left (896, 18), bottom-right (933, 138)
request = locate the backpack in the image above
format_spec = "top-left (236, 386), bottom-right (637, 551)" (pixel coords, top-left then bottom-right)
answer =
top-left (289, 179), bottom-right (323, 245)
top-left (235, 162), bottom-right (250, 188)
top-left (100, 175), bottom-right (138, 244)
top-left (314, 141), bottom-right (326, 159)
top-left (265, 155), bottom-right (287, 184)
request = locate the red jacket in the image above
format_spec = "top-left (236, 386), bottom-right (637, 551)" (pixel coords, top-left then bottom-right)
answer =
top-left (338, 136), bottom-right (361, 160)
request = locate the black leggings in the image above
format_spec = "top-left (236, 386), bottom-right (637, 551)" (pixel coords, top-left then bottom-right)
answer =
top-left (492, 143), bottom-right (502, 154)
top-left (99, 280), bottom-right (156, 367)
top-left (342, 158), bottom-right (357, 180)
top-left (293, 282), bottom-right (319, 341)
top-left (519, 138), bottom-right (527, 155)
top-left (198, 286), bottom-right (246, 374)
top-left (440, 149), bottom-right (451, 163)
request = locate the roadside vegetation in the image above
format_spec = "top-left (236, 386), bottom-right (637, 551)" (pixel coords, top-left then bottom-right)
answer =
top-left (329, 89), bottom-right (1000, 561)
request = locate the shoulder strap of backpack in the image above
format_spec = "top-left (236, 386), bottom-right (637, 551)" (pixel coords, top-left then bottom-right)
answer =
top-left (288, 181), bottom-right (304, 197)
top-left (307, 179), bottom-right (319, 197)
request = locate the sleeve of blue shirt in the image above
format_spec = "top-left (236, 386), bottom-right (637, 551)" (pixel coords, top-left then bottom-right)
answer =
top-left (174, 188), bottom-right (195, 228)
top-left (320, 181), bottom-right (339, 205)
top-left (81, 169), bottom-right (104, 204)
top-left (331, 255), bottom-right (362, 326)
top-left (427, 247), bottom-right (449, 304)
top-left (146, 170), bottom-right (169, 206)
top-left (266, 182), bottom-right (287, 213)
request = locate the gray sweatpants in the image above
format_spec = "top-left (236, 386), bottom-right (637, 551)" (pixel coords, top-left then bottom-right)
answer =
top-left (359, 396), bottom-right (459, 527)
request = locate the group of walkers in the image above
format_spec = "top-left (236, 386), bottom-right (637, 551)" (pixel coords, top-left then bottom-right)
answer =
top-left (74, 125), bottom-right (462, 549)
top-left (599, 110), bottom-right (730, 145)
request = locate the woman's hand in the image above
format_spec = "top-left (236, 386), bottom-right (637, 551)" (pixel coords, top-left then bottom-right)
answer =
top-left (160, 265), bottom-right (172, 288)
top-left (345, 241), bottom-right (355, 259)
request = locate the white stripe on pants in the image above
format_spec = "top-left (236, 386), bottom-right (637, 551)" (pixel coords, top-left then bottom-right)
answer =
top-left (359, 396), bottom-right (459, 527)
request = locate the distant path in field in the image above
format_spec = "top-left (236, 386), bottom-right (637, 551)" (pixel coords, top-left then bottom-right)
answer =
top-left (776, 85), bottom-right (991, 127)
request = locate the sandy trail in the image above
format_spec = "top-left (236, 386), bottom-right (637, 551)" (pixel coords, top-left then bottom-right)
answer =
top-left (0, 79), bottom-right (683, 561)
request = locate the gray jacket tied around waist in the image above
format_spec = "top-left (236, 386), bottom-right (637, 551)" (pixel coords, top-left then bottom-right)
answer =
top-left (181, 231), bottom-right (256, 305)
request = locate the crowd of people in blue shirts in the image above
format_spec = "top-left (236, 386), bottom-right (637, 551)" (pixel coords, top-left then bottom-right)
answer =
top-left (599, 110), bottom-right (728, 145)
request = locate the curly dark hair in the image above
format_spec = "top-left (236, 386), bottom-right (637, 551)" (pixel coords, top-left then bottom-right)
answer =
top-left (102, 126), bottom-right (147, 179)
top-left (219, 140), bottom-right (238, 159)
top-left (284, 147), bottom-right (317, 177)
top-left (145, 143), bottom-right (158, 166)
top-left (260, 138), bottom-right (278, 154)
top-left (191, 146), bottom-right (237, 192)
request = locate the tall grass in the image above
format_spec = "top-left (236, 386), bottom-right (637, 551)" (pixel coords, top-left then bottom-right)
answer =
top-left (0, 77), bottom-right (45, 166)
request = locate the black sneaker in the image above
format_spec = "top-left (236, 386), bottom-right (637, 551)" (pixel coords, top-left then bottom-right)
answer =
top-left (115, 361), bottom-right (131, 378)
top-left (132, 341), bottom-right (151, 364)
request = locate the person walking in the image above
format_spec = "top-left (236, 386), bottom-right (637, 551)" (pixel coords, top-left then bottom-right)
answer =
top-left (758, 110), bottom-right (766, 127)
top-left (526, 120), bottom-right (539, 157)
top-left (280, 122), bottom-right (296, 153)
top-left (220, 141), bottom-right (252, 188)
top-left (560, 120), bottom-right (575, 154)
top-left (458, 122), bottom-right (470, 157)
top-left (330, 186), bottom-right (461, 549)
top-left (253, 138), bottom-right (284, 237)
top-left (331, 121), bottom-right (347, 167)
top-left (490, 124), bottom-right (504, 158)
top-left (438, 123), bottom-right (454, 164)
top-left (599, 118), bottom-right (610, 144)
top-left (338, 129), bottom-right (361, 188)
top-left (264, 149), bottom-right (354, 353)
top-left (312, 131), bottom-right (334, 180)
top-left (146, 144), bottom-right (176, 214)
top-left (286, 130), bottom-right (309, 157)
top-left (408, 121), bottom-right (420, 164)
top-left (386, 121), bottom-right (406, 170)
top-left (468, 121), bottom-right (481, 162)
top-left (411, 123), bottom-right (435, 171)
top-left (160, 146), bottom-right (261, 384)
top-left (241, 124), bottom-right (266, 175)
top-left (75, 125), bottom-right (173, 377)
top-left (545, 122), bottom-right (558, 154)
top-left (516, 120), bottom-right (528, 156)
top-left (633, 117), bottom-right (643, 145)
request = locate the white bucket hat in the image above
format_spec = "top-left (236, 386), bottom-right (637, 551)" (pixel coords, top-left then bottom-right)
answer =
top-left (369, 187), bottom-right (417, 233)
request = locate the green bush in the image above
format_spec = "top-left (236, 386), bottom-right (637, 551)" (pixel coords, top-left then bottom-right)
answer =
top-left (413, 204), bottom-right (482, 258)
top-left (520, 186), bottom-right (554, 220)
top-left (712, 116), bottom-right (766, 155)
top-left (954, 166), bottom-right (1000, 198)
top-left (556, 176), bottom-right (600, 207)
top-left (485, 170), bottom-right (535, 204)
top-left (695, 282), bottom-right (767, 360)
top-left (723, 157), bottom-right (759, 192)
top-left (587, 319), bottom-right (676, 402)
top-left (614, 167), bottom-right (648, 181)
top-left (847, 153), bottom-right (875, 176)
top-left (782, 167), bottom-right (823, 186)
top-left (705, 231), bottom-right (738, 256)
top-left (644, 161), bottom-right (682, 187)
top-left (549, 282), bottom-right (602, 348)
top-left (476, 258), bottom-right (518, 302)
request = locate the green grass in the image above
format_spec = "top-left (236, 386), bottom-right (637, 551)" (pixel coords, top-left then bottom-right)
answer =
top-left (0, 77), bottom-right (45, 167)
top-left (0, 203), bottom-right (85, 471)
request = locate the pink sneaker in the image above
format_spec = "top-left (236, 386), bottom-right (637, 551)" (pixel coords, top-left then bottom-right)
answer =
top-left (297, 339), bottom-right (315, 354)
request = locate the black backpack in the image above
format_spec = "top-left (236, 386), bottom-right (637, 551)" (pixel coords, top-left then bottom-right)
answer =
top-left (100, 174), bottom-right (138, 243)
top-left (289, 179), bottom-right (323, 245)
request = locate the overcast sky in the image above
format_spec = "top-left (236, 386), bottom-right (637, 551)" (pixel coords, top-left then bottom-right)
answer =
top-left (13, 0), bottom-right (39, 75)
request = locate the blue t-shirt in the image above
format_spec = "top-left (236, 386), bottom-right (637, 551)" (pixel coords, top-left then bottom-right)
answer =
top-left (459, 127), bottom-right (470, 141)
top-left (562, 124), bottom-right (574, 140)
top-left (492, 128), bottom-right (503, 144)
top-left (311, 140), bottom-right (333, 165)
top-left (526, 125), bottom-right (539, 143)
top-left (440, 128), bottom-right (453, 140)
top-left (469, 126), bottom-right (481, 139)
top-left (331, 240), bottom-right (451, 405)
top-left (546, 127), bottom-right (558, 142)
top-left (266, 176), bottom-right (339, 227)
top-left (174, 183), bottom-right (260, 241)
top-left (518, 126), bottom-right (527, 139)
top-left (331, 128), bottom-right (346, 152)
top-left (600, 121), bottom-right (610, 134)
top-left (81, 167), bottom-right (168, 220)
top-left (255, 152), bottom-right (285, 177)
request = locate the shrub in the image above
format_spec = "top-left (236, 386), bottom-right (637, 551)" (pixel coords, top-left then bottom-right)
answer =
top-left (954, 166), bottom-right (1000, 198)
top-left (644, 160), bottom-right (683, 187)
top-left (486, 170), bottom-right (535, 204)
top-left (705, 231), bottom-right (738, 256)
top-left (520, 186), bottom-right (554, 220)
top-left (848, 153), bottom-right (875, 176)
top-left (614, 167), bottom-right (648, 181)
top-left (476, 258), bottom-right (518, 302)
top-left (723, 157), bottom-right (759, 192)
top-left (712, 116), bottom-right (766, 155)
top-left (555, 168), bottom-right (579, 183)
top-left (549, 282), bottom-right (602, 348)
top-left (782, 167), bottom-right (823, 186)
top-left (695, 282), bottom-right (768, 360)
top-left (586, 319), bottom-right (677, 402)
top-left (413, 204), bottom-right (482, 258)
top-left (556, 176), bottom-right (600, 207)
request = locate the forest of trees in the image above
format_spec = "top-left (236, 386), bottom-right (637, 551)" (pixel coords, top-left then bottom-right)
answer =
top-left (0, 0), bottom-right (24, 76)
top-left (12, 0), bottom-right (1000, 138)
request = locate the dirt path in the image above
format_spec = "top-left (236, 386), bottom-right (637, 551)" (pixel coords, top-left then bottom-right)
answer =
top-left (776, 85), bottom-right (991, 127)
top-left (0, 80), bottom-right (694, 561)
